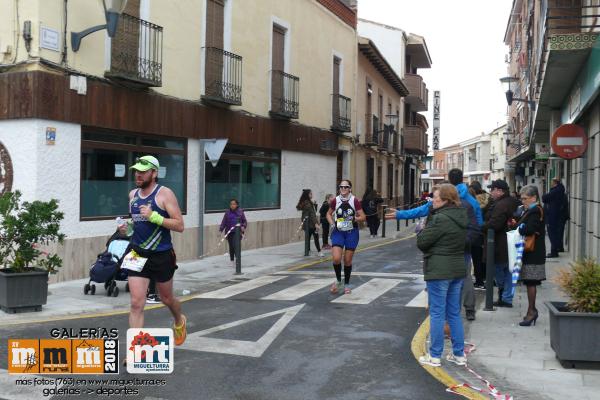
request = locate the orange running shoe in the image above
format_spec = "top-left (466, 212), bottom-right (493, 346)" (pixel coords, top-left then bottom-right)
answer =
top-left (173, 314), bottom-right (187, 346)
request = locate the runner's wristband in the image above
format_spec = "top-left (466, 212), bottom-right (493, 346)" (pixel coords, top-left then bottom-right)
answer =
top-left (149, 211), bottom-right (164, 226)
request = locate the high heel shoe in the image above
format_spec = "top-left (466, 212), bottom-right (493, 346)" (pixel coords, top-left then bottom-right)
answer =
top-left (519, 310), bottom-right (539, 326)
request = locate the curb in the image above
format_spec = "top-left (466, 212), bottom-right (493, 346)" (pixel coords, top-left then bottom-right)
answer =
top-left (2, 231), bottom-right (416, 326)
top-left (410, 317), bottom-right (488, 400)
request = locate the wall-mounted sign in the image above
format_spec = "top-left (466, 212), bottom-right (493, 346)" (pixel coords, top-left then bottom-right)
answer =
top-left (46, 127), bottom-right (56, 145)
top-left (551, 124), bottom-right (588, 159)
top-left (40, 27), bottom-right (60, 52)
top-left (0, 141), bottom-right (13, 195)
top-left (535, 143), bottom-right (550, 160)
top-left (432, 91), bottom-right (440, 150)
top-left (114, 164), bottom-right (126, 178)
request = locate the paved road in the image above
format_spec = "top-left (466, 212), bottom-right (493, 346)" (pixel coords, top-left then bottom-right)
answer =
top-left (1, 236), bottom-right (456, 400)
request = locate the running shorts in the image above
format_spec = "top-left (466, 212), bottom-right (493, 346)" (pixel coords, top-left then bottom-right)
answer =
top-left (126, 246), bottom-right (178, 283)
top-left (330, 229), bottom-right (359, 251)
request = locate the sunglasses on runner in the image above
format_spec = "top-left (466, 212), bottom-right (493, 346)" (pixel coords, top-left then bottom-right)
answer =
top-left (135, 158), bottom-right (159, 169)
top-left (339, 185), bottom-right (351, 189)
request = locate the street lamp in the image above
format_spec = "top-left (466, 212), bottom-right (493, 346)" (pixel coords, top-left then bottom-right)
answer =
top-left (71, 0), bottom-right (128, 52)
top-left (500, 76), bottom-right (536, 111)
top-left (385, 114), bottom-right (400, 126)
top-left (503, 127), bottom-right (520, 149)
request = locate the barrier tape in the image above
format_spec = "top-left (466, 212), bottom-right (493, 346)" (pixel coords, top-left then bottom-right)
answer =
top-left (446, 342), bottom-right (513, 400)
top-left (199, 224), bottom-right (241, 259)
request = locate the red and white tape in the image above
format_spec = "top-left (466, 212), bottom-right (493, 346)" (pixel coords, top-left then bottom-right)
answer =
top-left (446, 342), bottom-right (513, 400)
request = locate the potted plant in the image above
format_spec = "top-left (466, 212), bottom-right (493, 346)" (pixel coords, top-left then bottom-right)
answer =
top-left (0, 190), bottom-right (65, 313)
top-left (546, 258), bottom-right (600, 367)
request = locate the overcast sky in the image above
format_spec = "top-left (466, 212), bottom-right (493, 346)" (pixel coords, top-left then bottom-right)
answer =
top-left (358, 0), bottom-right (512, 148)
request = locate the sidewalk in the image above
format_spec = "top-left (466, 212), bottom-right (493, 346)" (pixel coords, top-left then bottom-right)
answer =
top-left (445, 250), bottom-right (600, 400)
top-left (0, 219), bottom-right (416, 325)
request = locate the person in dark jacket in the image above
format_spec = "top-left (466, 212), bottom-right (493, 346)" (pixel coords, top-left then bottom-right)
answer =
top-left (542, 178), bottom-right (568, 258)
top-left (483, 180), bottom-right (520, 307)
top-left (319, 194), bottom-right (334, 250)
top-left (469, 181), bottom-right (490, 289)
top-left (219, 199), bottom-right (248, 267)
top-left (362, 188), bottom-right (384, 237)
top-left (416, 183), bottom-right (468, 367)
top-left (296, 189), bottom-right (323, 256)
top-left (517, 185), bottom-right (546, 326)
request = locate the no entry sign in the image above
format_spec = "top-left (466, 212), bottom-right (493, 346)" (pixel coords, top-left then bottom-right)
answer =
top-left (551, 124), bottom-right (588, 159)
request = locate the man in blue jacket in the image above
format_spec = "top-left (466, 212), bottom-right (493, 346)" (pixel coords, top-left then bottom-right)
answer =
top-left (386, 169), bottom-right (482, 321)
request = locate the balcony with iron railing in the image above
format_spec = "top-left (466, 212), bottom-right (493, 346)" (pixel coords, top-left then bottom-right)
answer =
top-left (403, 73), bottom-right (428, 111)
top-left (331, 94), bottom-right (352, 132)
top-left (534, 2), bottom-right (600, 101)
top-left (105, 13), bottom-right (163, 87)
top-left (379, 124), bottom-right (390, 152)
top-left (270, 70), bottom-right (299, 119)
top-left (202, 47), bottom-right (243, 106)
top-left (364, 114), bottom-right (381, 146)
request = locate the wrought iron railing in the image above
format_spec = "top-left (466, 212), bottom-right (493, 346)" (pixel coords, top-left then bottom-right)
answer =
top-left (380, 124), bottom-right (392, 152)
top-left (270, 70), bottom-right (299, 119)
top-left (331, 94), bottom-right (351, 132)
top-left (364, 114), bottom-right (381, 146)
top-left (107, 13), bottom-right (163, 87)
top-left (203, 47), bottom-right (242, 105)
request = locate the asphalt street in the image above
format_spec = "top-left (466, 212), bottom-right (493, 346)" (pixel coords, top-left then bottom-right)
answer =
top-left (1, 236), bottom-right (456, 400)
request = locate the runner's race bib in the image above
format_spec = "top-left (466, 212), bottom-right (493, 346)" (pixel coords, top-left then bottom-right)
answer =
top-left (121, 250), bottom-right (148, 272)
top-left (336, 219), bottom-right (353, 232)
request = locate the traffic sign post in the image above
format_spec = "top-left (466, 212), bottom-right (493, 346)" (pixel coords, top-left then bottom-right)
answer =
top-left (551, 124), bottom-right (588, 160)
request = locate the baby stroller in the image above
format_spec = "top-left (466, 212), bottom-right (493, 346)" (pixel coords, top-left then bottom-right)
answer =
top-left (83, 230), bottom-right (130, 297)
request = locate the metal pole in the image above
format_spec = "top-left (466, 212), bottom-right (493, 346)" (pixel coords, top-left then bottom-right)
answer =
top-left (234, 217), bottom-right (242, 275)
top-left (484, 228), bottom-right (495, 311)
top-left (396, 207), bottom-right (400, 231)
top-left (198, 141), bottom-right (206, 258)
top-left (381, 204), bottom-right (387, 238)
top-left (304, 218), bottom-right (310, 256)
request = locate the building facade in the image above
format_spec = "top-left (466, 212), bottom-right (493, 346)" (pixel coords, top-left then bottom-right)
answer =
top-left (459, 133), bottom-right (492, 187)
top-left (503, 0), bottom-right (600, 259)
top-left (357, 19), bottom-right (431, 208)
top-left (0, 0), bottom-right (360, 281)
top-left (353, 37), bottom-right (407, 205)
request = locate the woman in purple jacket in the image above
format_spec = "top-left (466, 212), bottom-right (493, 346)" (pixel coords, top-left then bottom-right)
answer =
top-left (219, 199), bottom-right (248, 266)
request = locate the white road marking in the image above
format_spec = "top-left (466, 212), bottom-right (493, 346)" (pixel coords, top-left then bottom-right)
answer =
top-left (332, 278), bottom-right (404, 304)
top-left (405, 289), bottom-right (428, 308)
top-left (179, 304), bottom-right (305, 357)
top-left (0, 369), bottom-right (57, 399)
top-left (261, 278), bottom-right (331, 301)
top-left (274, 271), bottom-right (423, 279)
top-left (194, 275), bottom-right (286, 299)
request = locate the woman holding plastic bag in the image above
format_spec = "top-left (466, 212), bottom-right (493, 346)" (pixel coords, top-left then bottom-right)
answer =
top-left (516, 185), bottom-right (546, 326)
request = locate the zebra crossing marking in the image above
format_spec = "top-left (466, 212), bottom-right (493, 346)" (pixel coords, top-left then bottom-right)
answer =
top-left (274, 271), bottom-right (423, 279)
top-left (405, 289), bottom-right (428, 308)
top-left (261, 278), bottom-right (331, 301)
top-left (194, 275), bottom-right (286, 299)
top-left (332, 278), bottom-right (404, 305)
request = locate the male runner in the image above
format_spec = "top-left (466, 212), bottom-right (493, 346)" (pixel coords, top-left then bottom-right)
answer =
top-left (124, 155), bottom-right (187, 347)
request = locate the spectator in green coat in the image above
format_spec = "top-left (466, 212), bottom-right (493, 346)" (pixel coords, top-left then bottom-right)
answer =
top-left (416, 183), bottom-right (468, 368)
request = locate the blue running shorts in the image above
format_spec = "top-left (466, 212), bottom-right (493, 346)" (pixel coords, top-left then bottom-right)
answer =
top-left (331, 229), bottom-right (359, 251)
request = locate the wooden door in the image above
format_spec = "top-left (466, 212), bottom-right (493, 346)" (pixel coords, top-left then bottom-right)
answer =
top-left (205, 0), bottom-right (225, 97)
top-left (332, 57), bottom-right (341, 124)
top-left (271, 25), bottom-right (286, 111)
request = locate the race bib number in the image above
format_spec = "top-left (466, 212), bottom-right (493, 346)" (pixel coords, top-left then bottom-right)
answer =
top-left (336, 219), bottom-right (353, 232)
top-left (121, 250), bottom-right (148, 272)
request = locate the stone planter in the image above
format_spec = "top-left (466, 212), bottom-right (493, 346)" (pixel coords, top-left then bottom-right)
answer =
top-left (0, 268), bottom-right (49, 313)
top-left (546, 301), bottom-right (600, 367)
